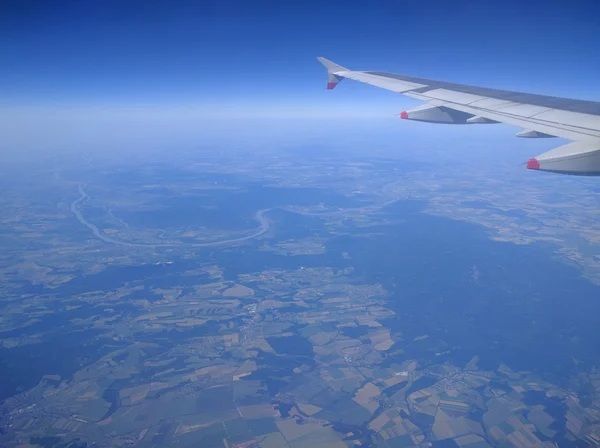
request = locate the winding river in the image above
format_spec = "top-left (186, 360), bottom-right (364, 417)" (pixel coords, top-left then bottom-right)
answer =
top-left (71, 184), bottom-right (272, 248)
top-left (71, 184), bottom-right (405, 248)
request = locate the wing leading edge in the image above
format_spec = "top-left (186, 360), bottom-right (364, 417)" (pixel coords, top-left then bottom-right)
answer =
top-left (317, 57), bottom-right (600, 175)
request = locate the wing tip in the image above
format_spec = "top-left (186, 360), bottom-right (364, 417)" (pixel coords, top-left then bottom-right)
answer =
top-left (317, 57), bottom-right (347, 73)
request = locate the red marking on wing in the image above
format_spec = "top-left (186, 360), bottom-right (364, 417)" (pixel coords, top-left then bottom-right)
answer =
top-left (400, 111), bottom-right (408, 119)
top-left (526, 158), bottom-right (540, 170)
top-left (327, 82), bottom-right (338, 90)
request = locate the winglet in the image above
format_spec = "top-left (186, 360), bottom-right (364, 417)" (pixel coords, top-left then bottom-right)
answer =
top-left (317, 57), bottom-right (348, 90)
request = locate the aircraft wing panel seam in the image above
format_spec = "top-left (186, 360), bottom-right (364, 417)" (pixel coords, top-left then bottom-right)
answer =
top-left (363, 71), bottom-right (600, 115)
top-left (340, 71), bottom-right (600, 132)
top-left (426, 99), bottom-right (600, 141)
top-left (412, 88), bottom-right (600, 126)
top-left (414, 91), bottom-right (600, 134)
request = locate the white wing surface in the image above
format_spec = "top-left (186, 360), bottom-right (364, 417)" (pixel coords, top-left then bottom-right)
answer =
top-left (318, 57), bottom-right (600, 175)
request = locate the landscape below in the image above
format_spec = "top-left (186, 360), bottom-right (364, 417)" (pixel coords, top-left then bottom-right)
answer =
top-left (1, 145), bottom-right (599, 448)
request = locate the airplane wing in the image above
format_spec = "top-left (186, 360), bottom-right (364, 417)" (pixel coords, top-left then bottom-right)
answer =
top-left (317, 57), bottom-right (600, 175)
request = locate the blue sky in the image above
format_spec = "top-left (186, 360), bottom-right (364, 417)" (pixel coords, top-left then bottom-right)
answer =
top-left (1, 0), bottom-right (599, 155)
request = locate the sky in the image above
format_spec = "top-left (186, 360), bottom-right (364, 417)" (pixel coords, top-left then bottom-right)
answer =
top-left (1, 0), bottom-right (600, 156)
